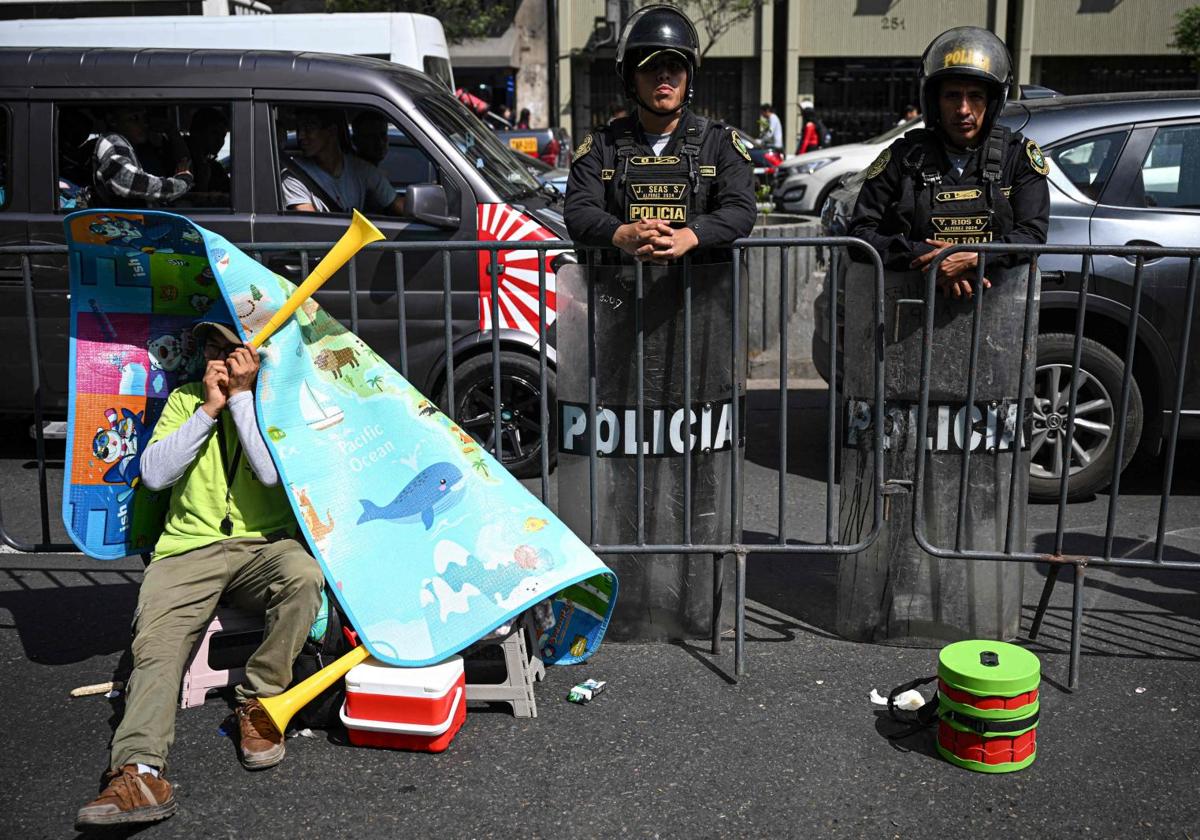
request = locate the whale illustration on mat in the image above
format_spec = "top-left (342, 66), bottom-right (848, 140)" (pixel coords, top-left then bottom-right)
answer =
top-left (357, 462), bottom-right (466, 530)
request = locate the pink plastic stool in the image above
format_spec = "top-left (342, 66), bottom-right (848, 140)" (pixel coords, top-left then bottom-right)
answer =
top-left (179, 606), bottom-right (264, 709)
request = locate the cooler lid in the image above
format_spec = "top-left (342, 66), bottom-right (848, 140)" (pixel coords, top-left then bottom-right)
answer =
top-left (346, 655), bottom-right (464, 697)
top-left (938, 640), bottom-right (1040, 696)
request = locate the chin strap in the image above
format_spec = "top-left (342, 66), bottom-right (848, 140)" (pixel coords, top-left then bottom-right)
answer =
top-left (628, 68), bottom-right (692, 119)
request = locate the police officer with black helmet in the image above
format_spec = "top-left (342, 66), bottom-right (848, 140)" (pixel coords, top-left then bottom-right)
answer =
top-left (564, 3), bottom-right (757, 264)
top-left (849, 26), bottom-right (1050, 297)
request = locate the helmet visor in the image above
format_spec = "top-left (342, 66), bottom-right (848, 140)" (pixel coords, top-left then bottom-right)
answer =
top-left (636, 47), bottom-right (691, 70)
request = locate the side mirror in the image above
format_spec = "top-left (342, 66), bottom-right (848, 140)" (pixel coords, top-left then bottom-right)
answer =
top-left (406, 183), bottom-right (460, 229)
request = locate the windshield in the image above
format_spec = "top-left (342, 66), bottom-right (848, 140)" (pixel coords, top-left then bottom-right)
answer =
top-left (417, 92), bottom-right (541, 202)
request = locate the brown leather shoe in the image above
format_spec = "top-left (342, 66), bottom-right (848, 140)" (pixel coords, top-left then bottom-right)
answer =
top-left (237, 699), bottom-right (285, 770)
top-left (74, 765), bottom-right (176, 830)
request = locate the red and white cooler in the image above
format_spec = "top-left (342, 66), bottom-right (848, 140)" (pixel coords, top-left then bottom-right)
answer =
top-left (339, 655), bottom-right (466, 752)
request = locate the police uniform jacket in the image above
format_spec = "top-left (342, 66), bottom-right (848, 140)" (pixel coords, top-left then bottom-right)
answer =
top-left (564, 111), bottom-right (757, 261)
top-left (848, 126), bottom-right (1050, 271)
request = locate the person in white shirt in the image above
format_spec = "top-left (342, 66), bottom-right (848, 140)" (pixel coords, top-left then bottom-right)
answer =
top-left (760, 102), bottom-right (784, 151)
top-left (281, 107), bottom-right (403, 215)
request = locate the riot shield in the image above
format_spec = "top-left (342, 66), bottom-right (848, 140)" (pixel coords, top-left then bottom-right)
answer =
top-left (837, 260), bottom-right (1038, 643)
top-left (556, 260), bottom-right (747, 640)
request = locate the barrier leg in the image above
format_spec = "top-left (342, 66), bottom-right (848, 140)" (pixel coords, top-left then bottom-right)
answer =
top-left (1028, 564), bottom-right (1060, 640)
top-left (1069, 563), bottom-right (1086, 690)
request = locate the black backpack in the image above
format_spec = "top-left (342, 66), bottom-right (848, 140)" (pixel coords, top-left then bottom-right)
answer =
top-left (287, 589), bottom-right (355, 730)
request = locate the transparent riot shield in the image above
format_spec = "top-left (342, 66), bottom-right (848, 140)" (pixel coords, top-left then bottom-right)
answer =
top-left (837, 261), bottom-right (1039, 643)
top-left (555, 260), bottom-right (747, 641)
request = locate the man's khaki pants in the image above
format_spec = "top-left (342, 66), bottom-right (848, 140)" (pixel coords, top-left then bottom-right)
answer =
top-left (109, 536), bottom-right (324, 771)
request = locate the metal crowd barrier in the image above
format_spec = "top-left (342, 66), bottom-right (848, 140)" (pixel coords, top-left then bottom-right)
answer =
top-left (0, 236), bottom-right (885, 680)
top-left (918, 242), bottom-right (1200, 688)
top-left (23, 236), bottom-right (1200, 686)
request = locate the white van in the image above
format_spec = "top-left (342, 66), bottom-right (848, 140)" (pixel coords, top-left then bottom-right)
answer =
top-left (0, 12), bottom-right (454, 90)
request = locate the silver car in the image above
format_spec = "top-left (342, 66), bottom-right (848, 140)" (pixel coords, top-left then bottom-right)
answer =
top-left (817, 91), bottom-right (1200, 500)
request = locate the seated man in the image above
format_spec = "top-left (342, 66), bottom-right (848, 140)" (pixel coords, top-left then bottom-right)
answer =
top-left (92, 105), bottom-right (193, 207)
top-left (281, 107), bottom-right (403, 215)
top-left (75, 321), bottom-right (324, 831)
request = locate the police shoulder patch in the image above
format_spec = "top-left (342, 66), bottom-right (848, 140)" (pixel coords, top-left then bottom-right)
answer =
top-left (1026, 139), bottom-right (1049, 176)
top-left (865, 147), bottom-right (891, 179)
top-left (731, 130), bottom-right (752, 162)
top-left (576, 132), bottom-right (594, 160)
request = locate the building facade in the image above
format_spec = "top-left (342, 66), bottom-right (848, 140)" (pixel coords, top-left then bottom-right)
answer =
top-left (552, 0), bottom-right (1198, 151)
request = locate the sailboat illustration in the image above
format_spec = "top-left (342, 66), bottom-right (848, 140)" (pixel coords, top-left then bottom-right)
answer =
top-left (300, 378), bottom-right (344, 430)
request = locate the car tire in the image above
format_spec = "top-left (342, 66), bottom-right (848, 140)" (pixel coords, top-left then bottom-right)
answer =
top-left (1028, 332), bottom-right (1142, 502)
top-left (442, 350), bottom-right (556, 479)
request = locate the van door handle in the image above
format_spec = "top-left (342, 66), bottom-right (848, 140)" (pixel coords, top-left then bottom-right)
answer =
top-left (1124, 240), bottom-right (1164, 265)
top-left (266, 257), bottom-right (302, 279)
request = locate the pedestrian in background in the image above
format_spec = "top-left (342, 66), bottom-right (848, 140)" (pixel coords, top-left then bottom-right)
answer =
top-left (759, 102), bottom-right (783, 151)
top-left (797, 101), bottom-right (822, 155)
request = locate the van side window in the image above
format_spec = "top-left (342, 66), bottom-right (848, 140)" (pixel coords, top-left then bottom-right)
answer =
top-left (55, 102), bottom-right (232, 212)
top-left (0, 107), bottom-right (9, 209)
top-left (274, 104), bottom-right (453, 217)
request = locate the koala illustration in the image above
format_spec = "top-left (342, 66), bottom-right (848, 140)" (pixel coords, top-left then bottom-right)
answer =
top-left (146, 333), bottom-right (187, 372)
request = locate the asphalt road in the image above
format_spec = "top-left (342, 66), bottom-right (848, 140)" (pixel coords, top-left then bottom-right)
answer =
top-left (2, 388), bottom-right (1199, 838)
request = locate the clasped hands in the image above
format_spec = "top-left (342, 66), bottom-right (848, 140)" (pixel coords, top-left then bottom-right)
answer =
top-left (613, 220), bottom-right (700, 265)
top-left (910, 239), bottom-right (991, 299)
top-left (201, 345), bottom-right (260, 420)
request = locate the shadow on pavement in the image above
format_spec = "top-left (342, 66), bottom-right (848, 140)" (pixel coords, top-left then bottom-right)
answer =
top-left (872, 710), bottom-right (941, 762)
top-left (0, 574), bottom-right (137, 665)
top-left (743, 531), bottom-right (842, 639)
top-left (744, 387), bottom-right (838, 481)
top-left (1019, 554), bottom-right (1200, 666)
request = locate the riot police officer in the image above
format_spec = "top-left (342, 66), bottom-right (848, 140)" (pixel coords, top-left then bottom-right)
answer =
top-left (849, 26), bottom-right (1050, 297)
top-left (564, 3), bottom-right (757, 263)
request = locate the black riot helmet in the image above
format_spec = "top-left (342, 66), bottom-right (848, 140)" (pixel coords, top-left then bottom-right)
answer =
top-left (615, 4), bottom-right (701, 116)
top-left (919, 26), bottom-right (1013, 140)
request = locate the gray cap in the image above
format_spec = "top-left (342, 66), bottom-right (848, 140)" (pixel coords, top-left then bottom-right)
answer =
top-left (192, 320), bottom-right (241, 346)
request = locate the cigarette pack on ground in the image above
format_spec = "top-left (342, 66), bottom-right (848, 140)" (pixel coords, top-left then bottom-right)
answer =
top-left (339, 655), bottom-right (465, 752)
top-left (567, 679), bottom-right (607, 704)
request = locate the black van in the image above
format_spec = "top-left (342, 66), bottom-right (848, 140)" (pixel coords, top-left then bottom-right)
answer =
top-left (0, 47), bottom-right (568, 476)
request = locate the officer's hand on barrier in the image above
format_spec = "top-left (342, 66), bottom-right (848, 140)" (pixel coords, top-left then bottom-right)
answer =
top-left (643, 224), bottom-right (699, 264)
top-left (912, 239), bottom-right (989, 299)
top-left (612, 220), bottom-right (663, 258)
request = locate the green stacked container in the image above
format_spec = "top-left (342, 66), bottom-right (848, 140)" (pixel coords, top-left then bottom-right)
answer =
top-left (936, 640), bottom-right (1040, 773)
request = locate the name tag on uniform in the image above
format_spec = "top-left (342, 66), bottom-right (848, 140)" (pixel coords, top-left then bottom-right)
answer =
top-left (629, 205), bottom-right (687, 222)
top-left (601, 169), bottom-right (615, 181)
top-left (931, 214), bottom-right (993, 243)
top-left (631, 183), bottom-right (687, 201)
top-left (935, 188), bottom-right (982, 202)
top-left (699, 165), bottom-right (717, 177)
top-left (631, 156), bottom-right (681, 166)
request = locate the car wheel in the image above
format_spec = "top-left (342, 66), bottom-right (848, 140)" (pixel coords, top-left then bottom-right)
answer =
top-left (443, 351), bottom-right (556, 479)
top-left (1028, 333), bottom-right (1142, 502)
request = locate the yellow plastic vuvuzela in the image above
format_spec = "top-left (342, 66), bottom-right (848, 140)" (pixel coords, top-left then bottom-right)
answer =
top-left (258, 643), bottom-right (371, 734)
top-left (249, 209), bottom-right (385, 349)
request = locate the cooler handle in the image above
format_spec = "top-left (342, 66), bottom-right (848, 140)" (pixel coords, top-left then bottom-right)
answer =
top-left (338, 686), bottom-right (463, 736)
